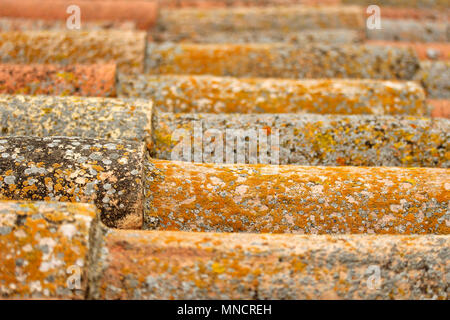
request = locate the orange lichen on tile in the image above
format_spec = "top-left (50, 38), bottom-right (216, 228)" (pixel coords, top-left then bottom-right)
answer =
top-left (88, 229), bottom-right (450, 299)
top-left (0, 95), bottom-right (152, 145)
top-left (144, 159), bottom-right (450, 234)
top-left (146, 43), bottom-right (419, 80)
top-left (0, 200), bottom-right (96, 299)
top-left (120, 75), bottom-right (427, 115)
top-left (0, 63), bottom-right (117, 97)
top-left (0, 17), bottom-right (137, 31)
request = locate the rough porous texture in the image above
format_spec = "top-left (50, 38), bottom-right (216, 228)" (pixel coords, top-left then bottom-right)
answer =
top-left (151, 29), bottom-right (362, 44)
top-left (146, 43), bottom-right (420, 80)
top-left (0, 200), bottom-right (96, 299)
top-left (152, 113), bottom-right (448, 167)
top-left (0, 136), bottom-right (146, 229)
top-left (0, 0), bottom-right (448, 302)
top-left (119, 75), bottom-right (427, 115)
top-left (0, 64), bottom-right (117, 97)
top-left (152, 6), bottom-right (364, 42)
top-left (366, 19), bottom-right (449, 42)
top-left (0, 30), bottom-right (146, 73)
top-left (414, 60), bottom-right (450, 99)
top-left (0, 17), bottom-right (137, 31)
top-left (144, 159), bottom-right (449, 233)
top-left (88, 230), bottom-right (450, 299)
top-left (0, 95), bottom-right (152, 147)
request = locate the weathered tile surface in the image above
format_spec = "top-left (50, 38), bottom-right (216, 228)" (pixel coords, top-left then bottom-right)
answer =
top-left (153, 6), bottom-right (364, 42)
top-left (0, 0), bottom-right (448, 302)
top-left (0, 30), bottom-right (146, 73)
top-left (144, 159), bottom-right (450, 233)
top-left (0, 200), bottom-right (96, 299)
top-left (366, 41), bottom-right (450, 60)
top-left (88, 229), bottom-right (450, 299)
top-left (342, 0), bottom-right (449, 8)
top-left (366, 19), bottom-right (448, 42)
top-left (0, 95), bottom-right (152, 146)
top-left (378, 7), bottom-right (450, 21)
top-left (0, 64), bottom-right (116, 97)
top-left (158, 0), bottom-right (342, 7)
top-left (151, 29), bottom-right (362, 44)
top-left (152, 113), bottom-right (449, 167)
top-left (120, 75), bottom-right (427, 115)
top-left (414, 60), bottom-right (450, 99)
top-left (0, 136), bottom-right (146, 229)
top-left (0, 0), bottom-right (158, 30)
top-left (146, 43), bottom-right (420, 80)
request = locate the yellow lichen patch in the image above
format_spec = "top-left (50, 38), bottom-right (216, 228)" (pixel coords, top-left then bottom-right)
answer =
top-left (0, 200), bottom-right (97, 299)
top-left (211, 262), bottom-right (226, 274)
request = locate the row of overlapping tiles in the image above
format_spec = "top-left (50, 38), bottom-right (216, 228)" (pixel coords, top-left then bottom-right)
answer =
top-left (0, 0), bottom-right (449, 299)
